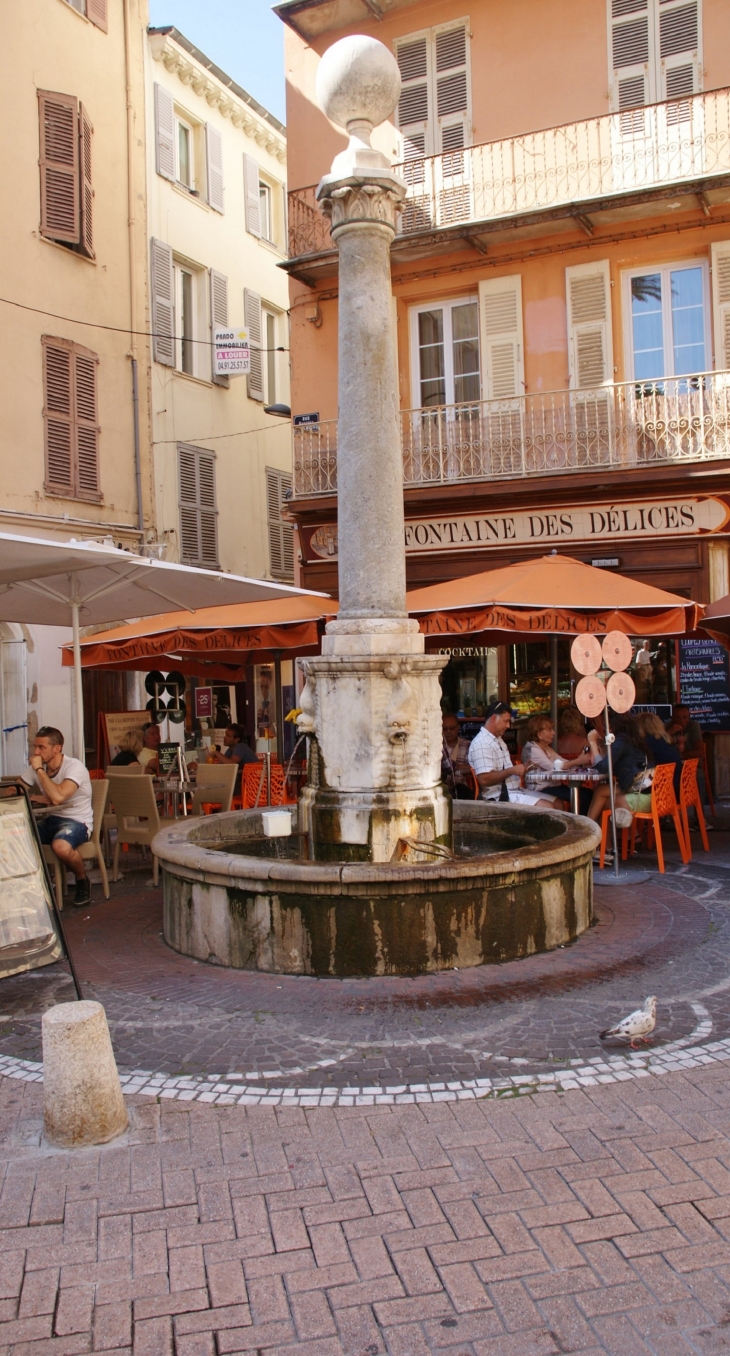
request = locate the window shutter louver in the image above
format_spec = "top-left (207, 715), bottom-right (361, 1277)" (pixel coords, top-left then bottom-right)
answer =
top-left (86, 0), bottom-right (108, 31)
top-left (74, 350), bottom-right (99, 496)
top-left (178, 444), bottom-right (219, 567)
top-left (659, 0), bottom-right (700, 100)
top-left (396, 35), bottom-right (431, 162)
top-left (610, 0), bottom-right (701, 108)
top-left (244, 289), bottom-right (263, 401)
top-left (711, 243), bottom-right (730, 372)
top-left (566, 261), bottom-right (614, 390)
top-left (210, 269), bottom-right (229, 388)
top-left (478, 276), bottom-right (524, 401)
top-left (243, 154), bottom-right (261, 236)
top-left (206, 124), bottom-right (224, 213)
top-left (266, 468), bottom-right (294, 580)
top-left (154, 83), bottom-right (175, 181)
top-left (78, 103), bottom-right (94, 258)
top-left (178, 444), bottom-right (200, 563)
top-left (435, 25), bottom-right (469, 147)
top-left (43, 341), bottom-right (74, 491)
top-left (38, 91), bottom-right (80, 244)
top-left (150, 238), bottom-right (174, 366)
top-left (197, 453), bottom-right (218, 567)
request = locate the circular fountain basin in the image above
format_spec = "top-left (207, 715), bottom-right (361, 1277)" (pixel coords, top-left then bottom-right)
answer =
top-left (153, 802), bottom-right (600, 977)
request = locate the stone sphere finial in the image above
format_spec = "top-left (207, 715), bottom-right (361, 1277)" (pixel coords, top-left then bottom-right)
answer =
top-left (316, 35), bottom-right (401, 133)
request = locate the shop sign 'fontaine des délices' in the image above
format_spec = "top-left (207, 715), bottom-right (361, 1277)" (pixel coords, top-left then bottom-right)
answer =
top-left (305, 495), bottom-right (730, 562)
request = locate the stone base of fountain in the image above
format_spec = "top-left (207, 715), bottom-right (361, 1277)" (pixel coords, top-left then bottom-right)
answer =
top-left (154, 803), bottom-right (600, 977)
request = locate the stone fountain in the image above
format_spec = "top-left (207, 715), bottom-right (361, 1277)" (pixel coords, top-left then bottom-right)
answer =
top-left (153, 36), bottom-right (600, 976)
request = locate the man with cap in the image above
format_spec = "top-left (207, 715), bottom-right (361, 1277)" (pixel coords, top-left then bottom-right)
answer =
top-left (468, 702), bottom-right (560, 808)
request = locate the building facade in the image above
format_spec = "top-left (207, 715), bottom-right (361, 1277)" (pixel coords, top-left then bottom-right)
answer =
top-left (0, 0), bottom-right (152, 768)
top-left (145, 27), bottom-right (294, 583)
top-left (277, 0), bottom-right (730, 779)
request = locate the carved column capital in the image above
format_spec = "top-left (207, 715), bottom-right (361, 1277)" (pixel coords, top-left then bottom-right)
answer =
top-left (317, 175), bottom-right (405, 241)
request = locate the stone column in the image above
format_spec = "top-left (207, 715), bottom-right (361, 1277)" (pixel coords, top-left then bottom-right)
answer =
top-left (297, 37), bottom-right (451, 862)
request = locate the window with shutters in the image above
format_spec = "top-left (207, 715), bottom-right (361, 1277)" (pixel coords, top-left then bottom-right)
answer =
top-left (623, 261), bottom-right (710, 381)
top-left (566, 262), bottom-right (614, 391)
top-left (395, 21), bottom-right (471, 162)
top-left (409, 298), bottom-right (480, 408)
top-left (178, 444), bottom-right (218, 568)
top-left (153, 85), bottom-right (219, 206)
top-left (61, 0), bottom-right (108, 30)
top-left (172, 259), bottom-right (205, 377)
top-left (38, 91), bottom-right (94, 258)
top-left (608, 0), bottom-right (701, 111)
top-left (244, 289), bottom-right (264, 401)
top-left (266, 468), bottom-right (294, 581)
top-left (710, 243), bottom-right (730, 373)
top-left (42, 336), bottom-right (101, 501)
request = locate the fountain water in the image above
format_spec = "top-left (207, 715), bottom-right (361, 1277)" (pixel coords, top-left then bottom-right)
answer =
top-left (153, 36), bottom-right (600, 976)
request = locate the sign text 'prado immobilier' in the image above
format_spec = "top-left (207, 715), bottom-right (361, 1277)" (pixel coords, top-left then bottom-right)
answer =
top-left (306, 495), bottom-right (730, 561)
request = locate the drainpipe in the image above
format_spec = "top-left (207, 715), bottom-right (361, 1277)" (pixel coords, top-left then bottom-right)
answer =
top-left (131, 357), bottom-right (144, 536)
top-left (124, 0), bottom-right (145, 545)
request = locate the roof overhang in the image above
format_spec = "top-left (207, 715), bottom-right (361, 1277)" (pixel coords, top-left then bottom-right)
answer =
top-left (273, 0), bottom-right (422, 41)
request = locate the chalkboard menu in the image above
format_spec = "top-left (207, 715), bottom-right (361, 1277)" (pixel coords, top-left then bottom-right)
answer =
top-left (678, 638), bottom-right (730, 732)
top-left (158, 742), bottom-right (182, 777)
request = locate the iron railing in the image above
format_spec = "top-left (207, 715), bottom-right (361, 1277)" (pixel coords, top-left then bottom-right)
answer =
top-left (292, 372), bottom-right (730, 496)
top-left (288, 87), bottom-right (730, 258)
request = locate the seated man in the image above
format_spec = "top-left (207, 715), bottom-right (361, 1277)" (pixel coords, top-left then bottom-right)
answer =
top-left (138, 722), bottom-right (161, 773)
top-left (23, 726), bottom-right (94, 907)
top-left (205, 723), bottom-right (258, 790)
top-left (467, 702), bottom-right (559, 808)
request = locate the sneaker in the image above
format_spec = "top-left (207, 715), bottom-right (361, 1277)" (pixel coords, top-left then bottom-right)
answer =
top-left (614, 807), bottom-right (633, 829)
top-left (73, 877), bottom-right (91, 907)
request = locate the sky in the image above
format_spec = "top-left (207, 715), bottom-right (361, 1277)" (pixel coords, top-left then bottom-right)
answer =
top-left (147, 0), bottom-right (287, 124)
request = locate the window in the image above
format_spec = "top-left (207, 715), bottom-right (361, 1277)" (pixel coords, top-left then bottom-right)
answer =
top-left (626, 262), bottom-right (709, 380)
top-left (264, 308), bottom-right (279, 404)
top-left (410, 298), bottom-right (479, 408)
top-left (244, 156), bottom-right (282, 245)
top-left (38, 92), bottom-right (94, 258)
top-left (395, 22), bottom-right (470, 161)
top-left (62, 0), bottom-right (107, 29)
top-left (609, 0), bottom-right (701, 110)
top-left (266, 468), bottom-right (294, 580)
top-left (42, 336), bottom-right (100, 500)
top-left (154, 85), bottom-right (224, 212)
top-left (259, 182), bottom-right (273, 243)
top-left (175, 265), bottom-right (195, 375)
top-left (178, 444), bottom-right (218, 567)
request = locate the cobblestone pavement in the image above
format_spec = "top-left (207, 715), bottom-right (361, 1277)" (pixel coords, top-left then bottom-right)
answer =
top-left (1, 1062), bottom-right (730, 1355)
top-left (1, 833), bottom-right (730, 1096)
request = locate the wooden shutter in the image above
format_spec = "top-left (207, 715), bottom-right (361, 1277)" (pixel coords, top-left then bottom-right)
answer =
top-left (210, 269), bottom-right (229, 387)
top-left (435, 25), bottom-right (470, 153)
top-left (154, 83), bottom-right (175, 181)
top-left (150, 238), bottom-right (174, 366)
top-left (711, 242), bottom-right (730, 371)
top-left (86, 0), bottom-right (108, 31)
top-left (566, 261), bottom-right (614, 390)
top-left (479, 276), bottom-right (524, 400)
top-left (206, 124), bottom-right (224, 213)
top-left (178, 444), bottom-right (218, 567)
top-left (43, 340), bottom-right (74, 492)
top-left (659, 0), bottom-right (701, 100)
top-left (38, 91), bottom-right (80, 244)
top-left (78, 103), bottom-right (94, 259)
top-left (74, 348), bottom-right (100, 497)
top-left (610, 0), bottom-right (651, 110)
top-left (243, 154), bottom-right (261, 236)
top-left (43, 337), bottom-right (99, 499)
top-left (244, 289), bottom-right (263, 401)
top-left (266, 468), bottom-right (294, 580)
top-left (396, 34), bottom-right (431, 157)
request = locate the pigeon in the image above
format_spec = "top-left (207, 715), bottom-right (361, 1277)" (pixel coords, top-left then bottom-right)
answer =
top-left (600, 996), bottom-right (657, 1048)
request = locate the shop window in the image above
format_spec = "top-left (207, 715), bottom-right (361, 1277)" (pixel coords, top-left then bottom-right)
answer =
top-left (410, 297), bottom-right (480, 408)
top-left (439, 648), bottom-right (499, 720)
top-left (625, 262), bottom-right (709, 381)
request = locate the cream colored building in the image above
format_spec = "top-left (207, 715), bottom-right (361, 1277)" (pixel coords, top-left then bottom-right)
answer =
top-left (0, 0), bottom-right (152, 770)
top-left (145, 27), bottom-right (294, 581)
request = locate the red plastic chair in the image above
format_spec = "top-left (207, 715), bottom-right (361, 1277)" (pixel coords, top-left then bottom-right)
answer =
top-left (679, 758), bottom-right (710, 857)
top-left (628, 762), bottom-right (689, 873)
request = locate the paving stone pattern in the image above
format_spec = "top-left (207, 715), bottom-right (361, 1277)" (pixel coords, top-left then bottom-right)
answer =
top-left (1, 1063), bottom-right (730, 1354)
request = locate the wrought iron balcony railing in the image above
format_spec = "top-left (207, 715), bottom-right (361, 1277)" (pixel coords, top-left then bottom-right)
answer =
top-left (292, 372), bottom-right (730, 497)
top-left (288, 87), bottom-right (730, 258)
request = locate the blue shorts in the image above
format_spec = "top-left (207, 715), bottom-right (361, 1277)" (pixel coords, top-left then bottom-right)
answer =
top-left (38, 817), bottom-right (90, 850)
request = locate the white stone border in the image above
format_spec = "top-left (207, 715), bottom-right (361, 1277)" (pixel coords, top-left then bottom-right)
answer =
top-left (3, 1013), bottom-right (728, 1107)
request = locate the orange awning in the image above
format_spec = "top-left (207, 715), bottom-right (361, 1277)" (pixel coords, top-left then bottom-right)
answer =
top-left (406, 554), bottom-right (702, 641)
top-left (62, 594), bottom-right (336, 677)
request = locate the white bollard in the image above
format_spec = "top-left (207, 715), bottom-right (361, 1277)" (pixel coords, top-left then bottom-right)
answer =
top-left (42, 1001), bottom-right (128, 1148)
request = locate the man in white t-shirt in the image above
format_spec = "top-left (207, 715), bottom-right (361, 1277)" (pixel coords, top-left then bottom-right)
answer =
top-left (23, 727), bottom-right (94, 907)
top-left (468, 702), bottom-right (559, 808)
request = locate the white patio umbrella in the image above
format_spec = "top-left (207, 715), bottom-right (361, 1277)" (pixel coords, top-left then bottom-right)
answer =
top-left (0, 531), bottom-right (325, 760)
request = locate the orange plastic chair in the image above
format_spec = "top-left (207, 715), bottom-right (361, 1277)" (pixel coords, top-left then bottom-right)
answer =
top-left (628, 762), bottom-right (689, 873)
top-left (701, 740), bottom-right (715, 816)
top-left (241, 761), bottom-right (287, 808)
top-left (90, 769), bottom-right (106, 780)
top-left (679, 758), bottom-right (710, 857)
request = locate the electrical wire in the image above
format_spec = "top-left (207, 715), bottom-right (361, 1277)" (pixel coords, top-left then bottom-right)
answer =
top-left (152, 422), bottom-right (291, 446)
top-left (0, 294), bottom-right (289, 351)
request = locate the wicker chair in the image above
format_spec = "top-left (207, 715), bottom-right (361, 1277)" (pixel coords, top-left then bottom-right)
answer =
top-left (43, 778), bottom-right (110, 907)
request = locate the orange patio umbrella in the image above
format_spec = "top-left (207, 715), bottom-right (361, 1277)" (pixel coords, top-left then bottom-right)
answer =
top-left (62, 593), bottom-right (337, 681)
top-left (406, 553), bottom-right (702, 642)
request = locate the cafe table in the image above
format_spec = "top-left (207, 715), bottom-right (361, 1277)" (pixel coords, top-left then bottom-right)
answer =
top-left (153, 776), bottom-right (192, 819)
top-left (523, 767), bottom-right (607, 814)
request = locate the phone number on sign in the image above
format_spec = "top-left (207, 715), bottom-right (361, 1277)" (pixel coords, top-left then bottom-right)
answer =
top-left (216, 352), bottom-right (250, 372)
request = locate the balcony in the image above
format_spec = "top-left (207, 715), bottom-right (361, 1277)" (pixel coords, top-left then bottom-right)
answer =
top-left (287, 87), bottom-right (730, 263)
top-left (292, 372), bottom-right (730, 497)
